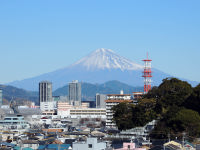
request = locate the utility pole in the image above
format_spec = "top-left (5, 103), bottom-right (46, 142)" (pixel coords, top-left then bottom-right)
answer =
top-left (182, 132), bottom-right (186, 148)
top-left (168, 133), bottom-right (170, 142)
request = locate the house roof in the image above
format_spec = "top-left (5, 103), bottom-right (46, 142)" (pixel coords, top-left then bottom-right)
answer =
top-left (37, 145), bottom-right (46, 150)
top-left (38, 144), bottom-right (71, 150)
top-left (22, 140), bottom-right (39, 144)
top-left (23, 148), bottom-right (34, 150)
top-left (0, 142), bottom-right (16, 147)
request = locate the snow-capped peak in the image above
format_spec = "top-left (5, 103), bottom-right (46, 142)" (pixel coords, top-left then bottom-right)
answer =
top-left (71, 48), bottom-right (143, 70)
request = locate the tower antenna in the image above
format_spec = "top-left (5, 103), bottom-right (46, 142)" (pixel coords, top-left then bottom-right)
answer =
top-left (142, 52), bottom-right (152, 93)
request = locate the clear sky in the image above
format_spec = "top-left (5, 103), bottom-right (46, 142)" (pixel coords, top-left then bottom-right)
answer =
top-left (0, 0), bottom-right (200, 84)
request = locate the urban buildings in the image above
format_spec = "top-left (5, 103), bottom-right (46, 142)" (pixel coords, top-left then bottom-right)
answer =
top-left (73, 137), bottom-right (107, 150)
top-left (68, 80), bottom-right (81, 106)
top-left (0, 114), bottom-right (30, 130)
top-left (39, 81), bottom-right (54, 113)
top-left (96, 93), bottom-right (106, 108)
top-left (0, 89), bottom-right (2, 107)
top-left (105, 90), bottom-right (132, 128)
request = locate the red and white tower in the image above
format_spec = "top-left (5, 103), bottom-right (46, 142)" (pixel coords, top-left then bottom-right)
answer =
top-left (142, 53), bottom-right (152, 93)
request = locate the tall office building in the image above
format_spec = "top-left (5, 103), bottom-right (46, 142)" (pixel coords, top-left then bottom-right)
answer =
top-left (39, 81), bottom-right (54, 112)
top-left (68, 80), bottom-right (81, 106)
top-left (0, 89), bottom-right (2, 107)
top-left (96, 93), bottom-right (106, 108)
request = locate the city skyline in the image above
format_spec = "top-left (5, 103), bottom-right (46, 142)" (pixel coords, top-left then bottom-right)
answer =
top-left (0, 1), bottom-right (200, 84)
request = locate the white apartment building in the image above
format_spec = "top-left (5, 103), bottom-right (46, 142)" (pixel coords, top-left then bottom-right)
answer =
top-left (105, 92), bottom-right (132, 128)
top-left (70, 108), bottom-right (106, 119)
top-left (57, 101), bottom-right (106, 118)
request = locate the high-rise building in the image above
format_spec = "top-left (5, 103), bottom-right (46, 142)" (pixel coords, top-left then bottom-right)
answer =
top-left (96, 93), bottom-right (106, 108)
top-left (0, 89), bottom-right (2, 106)
top-left (68, 80), bottom-right (81, 106)
top-left (39, 81), bottom-right (54, 112)
top-left (105, 90), bottom-right (132, 128)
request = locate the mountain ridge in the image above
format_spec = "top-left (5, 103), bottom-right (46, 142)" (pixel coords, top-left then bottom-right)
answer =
top-left (70, 48), bottom-right (143, 71)
top-left (8, 48), bottom-right (198, 91)
top-left (53, 80), bottom-right (143, 101)
top-left (1, 80), bottom-right (143, 104)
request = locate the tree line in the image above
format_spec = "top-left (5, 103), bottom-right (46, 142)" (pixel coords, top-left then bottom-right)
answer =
top-left (112, 78), bottom-right (200, 141)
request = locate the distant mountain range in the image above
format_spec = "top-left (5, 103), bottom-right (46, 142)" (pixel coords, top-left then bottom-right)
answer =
top-left (0, 84), bottom-right (38, 104)
top-left (54, 80), bottom-right (143, 101)
top-left (1, 80), bottom-right (143, 104)
top-left (8, 48), bottom-right (198, 91)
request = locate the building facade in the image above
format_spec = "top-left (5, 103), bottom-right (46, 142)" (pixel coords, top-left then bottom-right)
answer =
top-left (0, 89), bottom-right (2, 106)
top-left (105, 92), bottom-right (132, 128)
top-left (0, 114), bottom-right (30, 130)
top-left (39, 81), bottom-right (54, 112)
top-left (73, 137), bottom-right (107, 150)
top-left (56, 101), bottom-right (106, 119)
top-left (68, 80), bottom-right (81, 106)
top-left (96, 93), bottom-right (106, 108)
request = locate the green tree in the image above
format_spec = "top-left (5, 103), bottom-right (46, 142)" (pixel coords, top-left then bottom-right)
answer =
top-left (112, 102), bottom-right (134, 130)
top-left (168, 108), bottom-right (200, 137)
top-left (112, 98), bottom-right (158, 130)
top-left (145, 78), bottom-right (192, 111)
top-left (157, 78), bottom-right (192, 107)
top-left (184, 84), bottom-right (200, 114)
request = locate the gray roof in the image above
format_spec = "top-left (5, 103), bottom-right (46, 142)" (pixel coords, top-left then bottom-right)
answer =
top-left (1, 108), bottom-right (14, 115)
top-left (17, 108), bottom-right (42, 115)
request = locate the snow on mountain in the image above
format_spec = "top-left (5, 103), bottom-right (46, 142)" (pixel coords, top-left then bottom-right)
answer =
top-left (9, 48), bottom-right (197, 91)
top-left (71, 48), bottom-right (143, 71)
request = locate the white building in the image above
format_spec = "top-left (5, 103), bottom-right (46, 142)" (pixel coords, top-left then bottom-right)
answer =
top-left (70, 108), bottom-right (106, 119)
top-left (105, 91), bottom-right (132, 128)
top-left (57, 101), bottom-right (90, 118)
top-left (0, 114), bottom-right (30, 130)
top-left (73, 137), bottom-right (107, 150)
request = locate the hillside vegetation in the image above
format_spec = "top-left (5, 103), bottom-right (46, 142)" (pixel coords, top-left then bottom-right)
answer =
top-left (0, 84), bottom-right (38, 104)
top-left (112, 78), bottom-right (200, 141)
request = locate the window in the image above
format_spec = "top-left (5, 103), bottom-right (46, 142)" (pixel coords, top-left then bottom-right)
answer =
top-left (88, 144), bottom-right (92, 148)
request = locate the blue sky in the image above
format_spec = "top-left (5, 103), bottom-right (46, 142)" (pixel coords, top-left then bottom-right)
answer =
top-left (0, 0), bottom-right (200, 84)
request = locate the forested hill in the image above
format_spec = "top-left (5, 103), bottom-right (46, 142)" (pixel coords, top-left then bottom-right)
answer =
top-left (112, 78), bottom-right (200, 141)
top-left (0, 84), bottom-right (38, 104)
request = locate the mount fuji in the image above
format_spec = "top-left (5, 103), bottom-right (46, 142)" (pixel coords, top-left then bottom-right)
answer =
top-left (8, 48), bottom-right (182, 91)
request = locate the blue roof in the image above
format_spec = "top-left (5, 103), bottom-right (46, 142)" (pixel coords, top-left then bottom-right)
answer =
top-left (38, 144), bottom-right (71, 150)
top-left (14, 146), bottom-right (21, 150)
top-left (37, 145), bottom-right (46, 150)
top-left (23, 148), bottom-right (34, 150)
top-left (0, 142), bottom-right (16, 147)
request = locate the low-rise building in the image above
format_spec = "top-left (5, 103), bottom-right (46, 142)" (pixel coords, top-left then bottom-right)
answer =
top-left (20, 140), bottom-right (39, 150)
top-left (70, 108), bottom-right (106, 119)
top-left (0, 114), bottom-right (30, 130)
top-left (73, 137), bottom-right (106, 150)
top-left (114, 142), bottom-right (146, 150)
